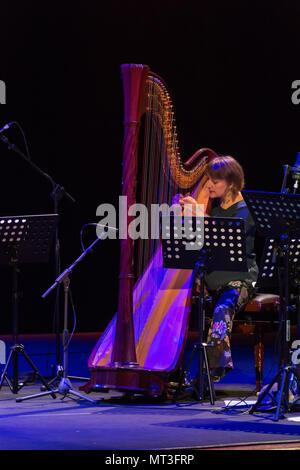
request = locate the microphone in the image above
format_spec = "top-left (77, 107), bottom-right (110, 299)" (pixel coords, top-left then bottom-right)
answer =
top-left (292, 152), bottom-right (300, 193)
top-left (0, 122), bottom-right (13, 134)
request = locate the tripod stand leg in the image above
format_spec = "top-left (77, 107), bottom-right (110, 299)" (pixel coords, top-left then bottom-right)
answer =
top-left (0, 344), bottom-right (56, 398)
top-left (63, 388), bottom-right (99, 404)
top-left (203, 345), bottom-right (215, 405)
top-left (0, 372), bottom-right (13, 391)
top-left (12, 347), bottom-right (19, 393)
top-left (274, 368), bottom-right (290, 421)
top-left (177, 342), bottom-right (215, 404)
top-left (20, 347), bottom-right (56, 399)
top-left (0, 347), bottom-right (21, 393)
top-left (196, 347), bottom-right (204, 401)
top-left (249, 369), bottom-right (281, 414)
top-left (16, 388), bottom-right (58, 402)
top-left (0, 349), bottom-right (14, 391)
top-left (40, 372), bottom-right (90, 391)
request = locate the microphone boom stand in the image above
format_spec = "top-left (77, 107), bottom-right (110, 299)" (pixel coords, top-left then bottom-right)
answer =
top-left (16, 234), bottom-right (106, 403)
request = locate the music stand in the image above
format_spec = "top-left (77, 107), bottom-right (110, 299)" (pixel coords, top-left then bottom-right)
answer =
top-left (0, 214), bottom-right (58, 397)
top-left (243, 190), bottom-right (300, 420)
top-left (161, 215), bottom-right (248, 404)
top-left (256, 235), bottom-right (300, 294)
top-left (0, 131), bottom-right (76, 387)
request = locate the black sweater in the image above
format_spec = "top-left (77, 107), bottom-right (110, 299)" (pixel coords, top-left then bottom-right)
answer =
top-left (204, 199), bottom-right (259, 292)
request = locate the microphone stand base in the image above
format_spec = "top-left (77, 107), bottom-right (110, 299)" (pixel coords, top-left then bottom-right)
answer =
top-left (16, 376), bottom-right (99, 404)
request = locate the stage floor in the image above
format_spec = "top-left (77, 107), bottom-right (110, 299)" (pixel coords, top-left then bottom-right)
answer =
top-left (0, 333), bottom-right (300, 453)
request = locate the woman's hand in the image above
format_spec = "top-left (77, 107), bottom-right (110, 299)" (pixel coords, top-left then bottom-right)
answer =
top-left (173, 190), bottom-right (210, 216)
top-left (180, 195), bottom-right (198, 215)
top-left (172, 193), bottom-right (200, 216)
top-left (172, 193), bottom-right (195, 206)
top-left (180, 195), bottom-right (197, 206)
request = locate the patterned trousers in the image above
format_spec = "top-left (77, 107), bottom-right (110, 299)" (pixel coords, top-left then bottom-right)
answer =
top-left (205, 281), bottom-right (253, 381)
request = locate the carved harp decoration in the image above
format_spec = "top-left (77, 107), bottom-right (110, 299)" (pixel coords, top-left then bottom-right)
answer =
top-left (81, 64), bottom-right (217, 396)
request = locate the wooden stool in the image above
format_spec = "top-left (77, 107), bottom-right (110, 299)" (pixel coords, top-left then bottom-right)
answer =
top-left (237, 293), bottom-right (280, 393)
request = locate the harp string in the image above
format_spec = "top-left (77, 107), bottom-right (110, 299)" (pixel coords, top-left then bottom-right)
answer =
top-left (137, 74), bottom-right (187, 279)
top-left (134, 72), bottom-right (209, 337)
top-left (138, 78), bottom-right (174, 279)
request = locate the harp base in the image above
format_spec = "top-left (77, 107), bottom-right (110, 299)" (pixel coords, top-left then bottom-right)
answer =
top-left (79, 365), bottom-right (169, 397)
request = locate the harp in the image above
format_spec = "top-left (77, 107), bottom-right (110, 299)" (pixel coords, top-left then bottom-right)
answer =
top-left (81, 64), bottom-right (217, 397)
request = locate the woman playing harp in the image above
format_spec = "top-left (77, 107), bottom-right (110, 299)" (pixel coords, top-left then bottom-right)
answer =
top-left (175, 155), bottom-right (259, 382)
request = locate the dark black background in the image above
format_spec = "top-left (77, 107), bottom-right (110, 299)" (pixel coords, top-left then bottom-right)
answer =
top-left (0, 1), bottom-right (299, 334)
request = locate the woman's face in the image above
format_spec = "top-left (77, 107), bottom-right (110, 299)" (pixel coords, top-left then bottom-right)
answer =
top-left (206, 176), bottom-right (233, 199)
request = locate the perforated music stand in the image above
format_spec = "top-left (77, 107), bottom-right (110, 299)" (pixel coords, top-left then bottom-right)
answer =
top-left (0, 214), bottom-right (58, 396)
top-left (257, 236), bottom-right (300, 371)
top-left (161, 215), bottom-right (248, 404)
top-left (243, 190), bottom-right (300, 420)
top-left (257, 236), bottom-right (300, 294)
